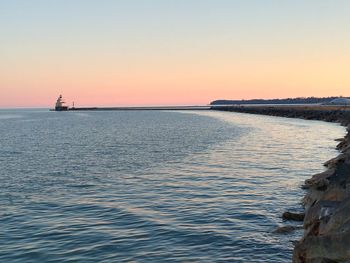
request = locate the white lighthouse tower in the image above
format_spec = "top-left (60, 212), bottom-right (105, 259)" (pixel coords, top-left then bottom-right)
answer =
top-left (55, 95), bottom-right (69, 111)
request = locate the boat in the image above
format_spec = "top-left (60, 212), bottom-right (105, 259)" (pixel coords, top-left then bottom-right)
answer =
top-left (54, 95), bottom-right (69, 111)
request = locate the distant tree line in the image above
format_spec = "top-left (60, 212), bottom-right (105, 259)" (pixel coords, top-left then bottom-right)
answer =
top-left (210, 97), bottom-right (348, 105)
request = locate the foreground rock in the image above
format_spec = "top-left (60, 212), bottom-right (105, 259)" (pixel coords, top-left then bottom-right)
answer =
top-left (293, 202), bottom-right (350, 261)
top-left (283, 212), bottom-right (305, 221)
top-left (212, 106), bottom-right (350, 262)
top-left (293, 127), bottom-right (350, 263)
top-left (274, 225), bottom-right (302, 234)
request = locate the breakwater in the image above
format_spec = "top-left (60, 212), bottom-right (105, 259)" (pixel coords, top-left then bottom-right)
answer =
top-left (67, 106), bottom-right (210, 111)
top-left (212, 105), bottom-right (350, 263)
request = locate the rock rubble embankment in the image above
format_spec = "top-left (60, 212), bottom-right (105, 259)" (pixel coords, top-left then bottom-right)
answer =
top-left (212, 105), bottom-right (350, 262)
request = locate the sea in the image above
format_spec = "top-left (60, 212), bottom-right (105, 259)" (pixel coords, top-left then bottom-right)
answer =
top-left (0, 109), bottom-right (345, 262)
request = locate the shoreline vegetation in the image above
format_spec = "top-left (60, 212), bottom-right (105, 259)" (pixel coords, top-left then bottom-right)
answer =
top-left (211, 105), bottom-right (350, 263)
top-left (210, 96), bottom-right (350, 106)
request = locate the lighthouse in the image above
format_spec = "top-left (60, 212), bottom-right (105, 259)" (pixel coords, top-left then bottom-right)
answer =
top-left (55, 95), bottom-right (69, 111)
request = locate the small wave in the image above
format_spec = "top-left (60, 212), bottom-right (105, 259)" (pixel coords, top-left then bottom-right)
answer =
top-left (0, 114), bottom-right (23, 120)
top-left (68, 184), bottom-right (96, 189)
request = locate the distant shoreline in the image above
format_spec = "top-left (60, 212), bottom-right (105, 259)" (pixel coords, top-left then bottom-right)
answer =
top-left (65, 106), bottom-right (211, 111)
top-left (212, 104), bottom-right (350, 262)
top-left (211, 104), bottom-right (350, 125)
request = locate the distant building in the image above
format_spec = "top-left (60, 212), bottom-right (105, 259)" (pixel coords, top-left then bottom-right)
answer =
top-left (326, 98), bottom-right (350, 106)
top-left (55, 95), bottom-right (69, 111)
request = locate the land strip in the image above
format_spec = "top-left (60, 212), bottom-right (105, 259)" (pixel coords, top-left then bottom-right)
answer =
top-left (67, 106), bottom-right (210, 111)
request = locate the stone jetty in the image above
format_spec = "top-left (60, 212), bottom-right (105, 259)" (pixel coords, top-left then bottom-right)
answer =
top-left (212, 105), bottom-right (350, 263)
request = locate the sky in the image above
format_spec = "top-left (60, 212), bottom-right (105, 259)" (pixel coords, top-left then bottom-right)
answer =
top-left (1, 0), bottom-right (349, 107)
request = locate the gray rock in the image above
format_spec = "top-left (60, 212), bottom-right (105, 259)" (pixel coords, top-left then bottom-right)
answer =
top-left (283, 212), bottom-right (305, 221)
top-left (273, 225), bottom-right (301, 234)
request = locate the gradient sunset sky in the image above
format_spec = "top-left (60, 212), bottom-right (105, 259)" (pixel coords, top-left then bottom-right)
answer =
top-left (1, 0), bottom-right (349, 107)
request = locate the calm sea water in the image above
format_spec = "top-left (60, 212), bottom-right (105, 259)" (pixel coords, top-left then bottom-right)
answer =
top-left (0, 109), bottom-right (345, 262)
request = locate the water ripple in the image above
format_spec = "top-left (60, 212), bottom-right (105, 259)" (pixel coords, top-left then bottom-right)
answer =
top-left (0, 109), bottom-right (345, 262)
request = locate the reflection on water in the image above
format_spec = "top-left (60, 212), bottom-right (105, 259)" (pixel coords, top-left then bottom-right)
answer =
top-left (0, 109), bottom-right (344, 262)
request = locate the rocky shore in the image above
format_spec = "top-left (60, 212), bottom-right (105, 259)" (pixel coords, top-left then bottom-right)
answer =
top-left (212, 105), bottom-right (350, 263)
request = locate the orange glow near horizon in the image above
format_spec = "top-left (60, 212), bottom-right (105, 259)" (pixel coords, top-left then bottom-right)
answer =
top-left (1, 51), bottom-right (349, 108)
top-left (1, 1), bottom-right (349, 107)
